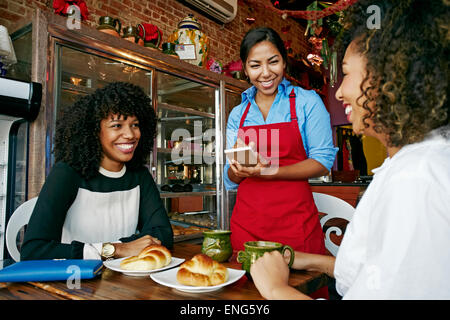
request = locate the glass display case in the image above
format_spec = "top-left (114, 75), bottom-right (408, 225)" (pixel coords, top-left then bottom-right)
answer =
top-left (155, 71), bottom-right (219, 233)
top-left (14, 10), bottom-right (250, 243)
top-left (52, 46), bottom-right (220, 240)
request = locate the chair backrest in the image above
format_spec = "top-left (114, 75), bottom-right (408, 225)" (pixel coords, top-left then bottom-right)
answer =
top-left (312, 192), bottom-right (355, 257)
top-left (5, 197), bottom-right (38, 261)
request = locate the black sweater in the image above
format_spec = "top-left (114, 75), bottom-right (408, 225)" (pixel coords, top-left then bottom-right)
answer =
top-left (21, 162), bottom-right (173, 260)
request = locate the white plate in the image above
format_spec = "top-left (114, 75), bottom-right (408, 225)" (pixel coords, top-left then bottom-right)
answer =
top-left (103, 257), bottom-right (185, 277)
top-left (150, 267), bottom-right (246, 293)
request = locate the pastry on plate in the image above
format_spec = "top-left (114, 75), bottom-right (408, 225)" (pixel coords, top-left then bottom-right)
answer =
top-left (120, 244), bottom-right (172, 271)
top-left (176, 254), bottom-right (228, 286)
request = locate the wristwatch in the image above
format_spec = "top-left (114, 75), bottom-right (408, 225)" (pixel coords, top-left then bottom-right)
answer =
top-left (101, 242), bottom-right (116, 260)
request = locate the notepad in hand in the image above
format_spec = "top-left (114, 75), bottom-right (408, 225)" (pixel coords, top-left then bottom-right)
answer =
top-left (0, 259), bottom-right (103, 283)
top-left (225, 146), bottom-right (259, 167)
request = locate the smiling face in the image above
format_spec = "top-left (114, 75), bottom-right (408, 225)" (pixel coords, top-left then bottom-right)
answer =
top-left (335, 41), bottom-right (377, 136)
top-left (99, 113), bottom-right (141, 171)
top-left (244, 40), bottom-right (286, 99)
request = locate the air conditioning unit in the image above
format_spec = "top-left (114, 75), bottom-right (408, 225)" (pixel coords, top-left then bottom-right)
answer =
top-left (179, 0), bottom-right (238, 24)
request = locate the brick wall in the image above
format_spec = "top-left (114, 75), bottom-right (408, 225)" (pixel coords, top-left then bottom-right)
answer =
top-left (0, 0), bottom-right (310, 66)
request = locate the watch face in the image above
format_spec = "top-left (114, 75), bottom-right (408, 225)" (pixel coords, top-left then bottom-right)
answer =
top-left (102, 243), bottom-right (115, 257)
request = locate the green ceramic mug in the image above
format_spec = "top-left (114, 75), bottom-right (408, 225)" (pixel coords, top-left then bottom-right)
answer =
top-left (97, 16), bottom-right (121, 36)
top-left (237, 241), bottom-right (295, 274)
top-left (201, 230), bottom-right (232, 262)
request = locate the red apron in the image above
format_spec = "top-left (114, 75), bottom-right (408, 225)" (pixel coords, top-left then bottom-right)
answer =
top-left (230, 89), bottom-right (326, 255)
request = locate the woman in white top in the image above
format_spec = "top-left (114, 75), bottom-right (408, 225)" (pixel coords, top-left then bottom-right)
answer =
top-left (249, 0), bottom-right (449, 299)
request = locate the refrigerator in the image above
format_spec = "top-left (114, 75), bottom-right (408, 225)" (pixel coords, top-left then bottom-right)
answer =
top-left (0, 77), bottom-right (41, 260)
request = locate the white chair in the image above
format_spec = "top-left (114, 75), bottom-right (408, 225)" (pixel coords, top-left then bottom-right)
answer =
top-left (313, 192), bottom-right (355, 257)
top-left (5, 197), bottom-right (38, 261)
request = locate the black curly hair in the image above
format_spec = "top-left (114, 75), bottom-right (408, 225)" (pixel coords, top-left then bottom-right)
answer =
top-left (54, 82), bottom-right (156, 180)
top-left (335, 0), bottom-right (449, 147)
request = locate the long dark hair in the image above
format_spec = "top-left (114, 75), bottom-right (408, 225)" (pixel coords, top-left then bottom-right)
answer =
top-left (240, 27), bottom-right (287, 64)
top-left (54, 82), bottom-right (157, 179)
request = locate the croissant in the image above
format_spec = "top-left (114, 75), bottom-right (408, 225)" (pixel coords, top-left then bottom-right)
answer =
top-left (120, 244), bottom-right (172, 271)
top-left (176, 254), bottom-right (228, 286)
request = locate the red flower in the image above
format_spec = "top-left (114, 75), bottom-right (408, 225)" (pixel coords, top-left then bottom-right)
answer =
top-left (206, 58), bottom-right (214, 70)
top-left (53, 0), bottom-right (89, 21)
top-left (284, 40), bottom-right (292, 50)
top-left (53, 0), bottom-right (67, 14)
top-left (76, 1), bottom-right (89, 20)
top-left (139, 23), bottom-right (162, 42)
top-left (225, 60), bottom-right (242, 72)
top-left (222, 60), bottom-right (242, 77)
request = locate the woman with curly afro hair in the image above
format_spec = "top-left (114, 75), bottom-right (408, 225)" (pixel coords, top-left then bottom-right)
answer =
top-left (21, 82), bottom-right (173, 261)
top-left (250, 0), bottom-right (449, 299)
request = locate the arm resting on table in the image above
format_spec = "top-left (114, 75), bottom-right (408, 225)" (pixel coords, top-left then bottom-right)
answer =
top-left (292, 251), bottom-right (335, 279)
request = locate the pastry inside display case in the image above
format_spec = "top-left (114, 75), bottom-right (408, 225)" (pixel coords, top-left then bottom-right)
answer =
top-left (171, 223), bottom-right (210, 242)
top-left (169, 211), bottom-right (216, 228)
top-left (162, 192), bottom-right (218, 241)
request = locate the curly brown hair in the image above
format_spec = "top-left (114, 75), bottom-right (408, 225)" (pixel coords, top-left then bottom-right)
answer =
top-left (335, 0), bottom-right (449, 147)
top-left (54, 82), bottom-right (156, 179)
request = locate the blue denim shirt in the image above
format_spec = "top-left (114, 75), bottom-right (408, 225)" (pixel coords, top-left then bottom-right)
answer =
top-left (224, 78), bottom-right (338, 190)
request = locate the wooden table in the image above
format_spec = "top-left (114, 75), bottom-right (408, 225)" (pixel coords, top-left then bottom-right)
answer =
top-left (0, 243), bottom-right (328, 300)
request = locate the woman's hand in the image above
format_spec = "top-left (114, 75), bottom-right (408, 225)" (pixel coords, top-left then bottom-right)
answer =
top-left (229, 158), bottom-right (269, 178)
top-left (228, 140), bottom-right (270, 179)
top-left (250, 250), bottom-right (314, 300)
top-left (250, 251), bottom-right (291, 299)
top-left (114, 235), bottom-right (161, 258)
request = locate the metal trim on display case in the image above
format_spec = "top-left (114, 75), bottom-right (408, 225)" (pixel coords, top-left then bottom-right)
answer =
top-left (216, 81), bottom-right (226, 230)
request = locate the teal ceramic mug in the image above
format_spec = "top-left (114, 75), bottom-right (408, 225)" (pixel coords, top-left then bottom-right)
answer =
top-left (237, 241), bottom-right (295, 274)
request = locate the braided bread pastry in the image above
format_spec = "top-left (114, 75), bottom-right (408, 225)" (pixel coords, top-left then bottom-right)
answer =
top-left (120, 244), bottom-right (172, 271)
top-left (176, 254), bottom-right (228, 286)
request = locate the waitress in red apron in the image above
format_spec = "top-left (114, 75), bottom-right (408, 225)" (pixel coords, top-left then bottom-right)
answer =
top-left (225, 27), bottom-right (337, 260)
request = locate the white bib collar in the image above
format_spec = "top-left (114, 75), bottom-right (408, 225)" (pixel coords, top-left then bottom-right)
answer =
top-left (99, 165), bottom-right (126, 178)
